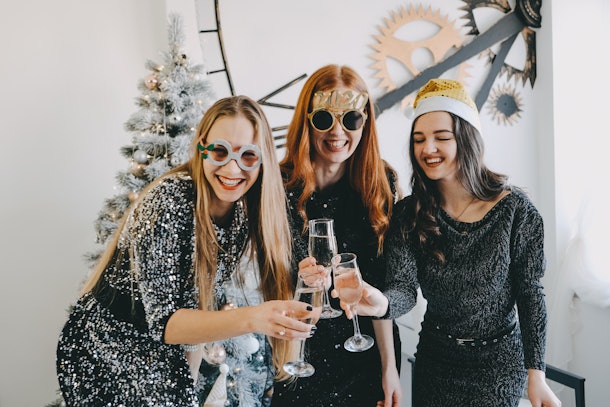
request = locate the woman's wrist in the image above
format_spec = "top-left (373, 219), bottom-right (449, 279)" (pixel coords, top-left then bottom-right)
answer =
top-left (527, 368), bottom-right (546, 383)
top-left (377, 296), bottom-right (389, 318)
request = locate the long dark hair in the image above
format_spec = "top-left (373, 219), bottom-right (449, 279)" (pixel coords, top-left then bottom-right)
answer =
top-left (407, 113), bottom-right (507, 263)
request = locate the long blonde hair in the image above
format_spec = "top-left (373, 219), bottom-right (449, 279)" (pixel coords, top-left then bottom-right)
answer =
top-left (81, 95), bottom-right (295, 379)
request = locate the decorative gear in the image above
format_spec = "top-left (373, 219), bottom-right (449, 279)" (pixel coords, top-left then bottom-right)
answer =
top-left (460, 0), bottom-right (511, 36)
top-left (484, 27), bottom-right (537, 86)
top-left (460, 0), bottom-right (537, 86)
top-left (370, 5), bottom-right (471, 110)
top-left (486, 84), bottom-right (523, 126)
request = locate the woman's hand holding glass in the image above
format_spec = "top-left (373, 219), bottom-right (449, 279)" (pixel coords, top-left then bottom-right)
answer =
top-left (297, 256), bottom-right (331, 290)
top-left (331, 253), bottom-right (374, 352)
top-left (308, 218), bottom-right (343, 319)
top-left (254, 299), bottom-right (318, 340)
top-left (331, 280), bottom-right (389, 319)
top-left (282, 275), bottom-right (324, 377)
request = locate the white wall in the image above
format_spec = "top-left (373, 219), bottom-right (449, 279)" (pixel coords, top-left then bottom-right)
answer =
top-left (1, 0), bottom-right (607, 405)
top-left (549, 0), bottom-right (610, 405)
top-left (0, 1), bottom-right (167, 405)
top-left (199, 0), bottom-right (542, 201)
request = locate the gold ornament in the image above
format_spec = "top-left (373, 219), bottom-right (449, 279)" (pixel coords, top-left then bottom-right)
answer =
top-left (130, 161), bottom-right (146, 176)
top-left (144, 73), bottom-right (158, 90)
top-left (128, 191), bottom-right (139, 202)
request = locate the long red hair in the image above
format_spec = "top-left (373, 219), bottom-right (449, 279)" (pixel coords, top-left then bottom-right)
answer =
top-left (280, 65), bottom-right (395, 252)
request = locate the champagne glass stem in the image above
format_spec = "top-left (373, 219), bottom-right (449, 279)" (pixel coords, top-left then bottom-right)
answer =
top-left (296, 338), bottom-right (306, 362)
top-left (350, 305), bottom-right (364, 340)
top-left (322, 289), bottom-right (332, 309)
top-left (318, 272), bottom-right (342, 319)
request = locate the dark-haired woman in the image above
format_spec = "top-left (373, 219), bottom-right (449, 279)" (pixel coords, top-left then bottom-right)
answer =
top-left (337, 79), bottom-right (561, 407)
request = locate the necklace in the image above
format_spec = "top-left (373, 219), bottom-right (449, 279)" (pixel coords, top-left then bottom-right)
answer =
top-left (454, 196), bottom-right (476, 221)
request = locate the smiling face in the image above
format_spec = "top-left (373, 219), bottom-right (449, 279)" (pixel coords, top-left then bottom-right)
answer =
top-left (200, 114), bottom-right (260, 218)
top-left (412, 111), bottom-right (459, 184)
top-left (309, 87), bottom-right (366, 168)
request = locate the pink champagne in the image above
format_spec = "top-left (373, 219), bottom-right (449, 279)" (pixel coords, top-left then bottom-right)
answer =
top-left (334, 270), bottom-right (362, 305)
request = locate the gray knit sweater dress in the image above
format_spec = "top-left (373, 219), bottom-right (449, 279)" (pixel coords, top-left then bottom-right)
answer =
top-left (383, 187), bottom-right (547, 407)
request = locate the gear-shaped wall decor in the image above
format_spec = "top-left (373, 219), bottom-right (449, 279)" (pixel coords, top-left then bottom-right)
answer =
top-left (461, 0), bottom-right (538, 128)
top-left (460, 0), bottom-right (512, 36)
top-left (370, 5), bottom-right (472, 110)
top-left (461, 0), bottom-right (537, 87)
top-left (373, 0), bottom-right (542, 127)
top-left (194, 0), bottom-right (543, 133)
top-left (487, 84), bottom-right (523, 126)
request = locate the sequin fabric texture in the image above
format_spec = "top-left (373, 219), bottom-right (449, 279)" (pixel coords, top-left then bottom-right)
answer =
top-left (383, 187), bottom-right (547, 406)
top-left (56, 173), bottom-right (273, 407)
top-left (271, 168), bottom-right (402, 407)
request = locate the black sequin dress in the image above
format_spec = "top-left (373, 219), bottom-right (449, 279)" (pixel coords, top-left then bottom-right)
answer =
top-left (56, 173), bottom-right (274, 407)
top-left (383, 188), bottom-right (547, 407)
top-left (272, 169), bottom-right (401, 407)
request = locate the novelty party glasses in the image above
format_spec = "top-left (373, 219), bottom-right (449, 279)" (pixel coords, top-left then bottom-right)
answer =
top-left (307, 89), bottom-right (369, 133)
top-left (198, 139), bottom-right (262, 171)
top-left (307, 109), bottom-right (368, 133)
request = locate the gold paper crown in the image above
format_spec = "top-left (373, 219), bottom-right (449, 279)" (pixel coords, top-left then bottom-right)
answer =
top-left (311, 90), bottom-right (368, 111)
top-left (412, 79), bottom-right (481, 133)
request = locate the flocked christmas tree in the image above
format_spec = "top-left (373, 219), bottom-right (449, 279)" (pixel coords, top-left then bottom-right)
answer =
top-left (46, 13), bottom-right (214, 407)
top-left (86, 13), bottom-right (214, 265)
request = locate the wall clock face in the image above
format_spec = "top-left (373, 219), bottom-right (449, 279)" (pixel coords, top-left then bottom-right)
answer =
top-left (194, 0), bottom-right (541, 190)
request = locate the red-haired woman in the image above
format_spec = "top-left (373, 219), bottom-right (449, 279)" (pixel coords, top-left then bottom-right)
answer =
top-left (272, 65), bottom-right (402, 407)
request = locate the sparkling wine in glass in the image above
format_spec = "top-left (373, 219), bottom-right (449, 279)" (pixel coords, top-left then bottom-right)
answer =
top-left (332, 252), bottom-right (374, 352)
top-left (283, 275), bottom-right (324, 377)
top-left (308, 218), bottom-right (343, 319)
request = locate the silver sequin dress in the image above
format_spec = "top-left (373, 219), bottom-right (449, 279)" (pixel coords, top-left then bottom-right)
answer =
top-left (56, 173), bottom-right (274, 407)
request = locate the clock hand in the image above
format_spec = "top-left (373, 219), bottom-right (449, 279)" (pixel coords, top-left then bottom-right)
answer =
top-left (258, 74), bottom-right (307, 110)
top-left (474, 32), bottom-right (519, 110)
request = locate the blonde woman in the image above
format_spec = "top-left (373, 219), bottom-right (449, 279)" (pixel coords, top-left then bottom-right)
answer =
top-left (56, 96), bottom-right (315, 406)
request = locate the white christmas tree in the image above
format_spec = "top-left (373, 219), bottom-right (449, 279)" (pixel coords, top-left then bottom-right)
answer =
top-left (86, 13), bottom-right (214, 265)
top-left (47, 13), bottom-right (215, 407)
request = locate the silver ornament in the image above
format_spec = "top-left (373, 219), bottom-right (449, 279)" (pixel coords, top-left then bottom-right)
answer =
top-left (202, 342), bottom-right (227, 365)
top-left (133, 149), bottom-right (149, 164)
top-left (243, 334), bottom-right (259, 355)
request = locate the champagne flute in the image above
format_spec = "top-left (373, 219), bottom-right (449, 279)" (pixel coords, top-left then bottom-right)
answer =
top-left (283, 275), bottom-right (324, 377)
top-left (332, 252), bottom-right (374, 352)
top-left (308, 218), bottom-right (343, 319)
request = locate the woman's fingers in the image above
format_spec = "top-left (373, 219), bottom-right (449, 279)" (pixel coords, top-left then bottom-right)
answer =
top-left (330, 289), bottom-right (355, 319)
top-left (267, 300), bottom-right (318, 340)
top-left (298, 257), bottom-right (327, 287)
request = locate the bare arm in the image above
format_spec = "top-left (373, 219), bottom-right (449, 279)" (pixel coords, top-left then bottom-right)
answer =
top-left (373, 319), bottom-right (402, 407)
top-left (165, 300), bottom-right (315, 344)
